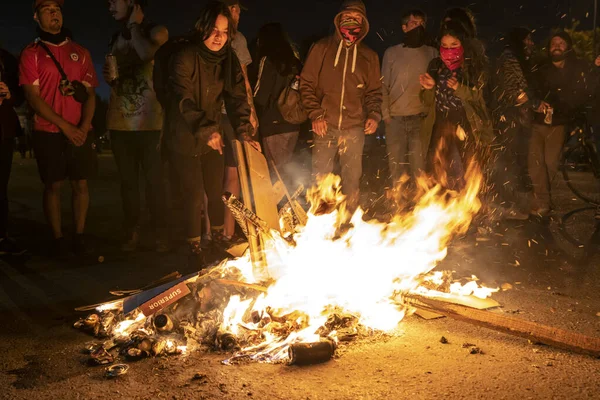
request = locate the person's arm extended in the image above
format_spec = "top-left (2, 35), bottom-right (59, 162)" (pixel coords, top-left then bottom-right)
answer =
top-left (23, 84), bottom-right (85, 145)
top-left (129, 23), bottom-right (169, 62)
top-left (127, 5), bottom-right (168, 62)
top-left (78, 86), bottom-right (96, 133)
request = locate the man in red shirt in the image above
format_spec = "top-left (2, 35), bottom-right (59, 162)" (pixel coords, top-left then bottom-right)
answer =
top-left (20, 0), bottom-right (98, 257)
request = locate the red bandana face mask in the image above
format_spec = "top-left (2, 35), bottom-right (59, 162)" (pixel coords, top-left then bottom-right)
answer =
top-left (339, 18), bottom-right (362, 45)
top-left (440, 46), bottom-right (465, 71)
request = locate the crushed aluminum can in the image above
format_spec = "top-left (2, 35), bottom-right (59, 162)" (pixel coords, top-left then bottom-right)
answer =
top-left (74, 313), bottom-right (100, 330)
top-left (216, 331), bottom-right (238, 351)
top-left (154, 314), bottom-right (174, 332)
top-left (138, 338), bottom-right (154, 353)
top-left (105, 54), bottom-right (119, 83)
top-left (104, 363), bottom-right (129, 378)
top-left (98, 312), bottom-right (116, 337)
top-left (83, 341), bottom-right (103, 354)
top-left (126, 348), bottom-right (149, 361)
top-left (90, 346), bottom-right (114, 366)
top-left (544, 107), bottom-right (553, 125)
top-left (152, 339), bottom-right (167, 356)
top-left (288, 339), bottom-right (335, 366)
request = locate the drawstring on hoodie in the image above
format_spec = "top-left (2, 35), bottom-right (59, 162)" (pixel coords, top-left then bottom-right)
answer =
top-left (334, 40), bottom-right (358, 74)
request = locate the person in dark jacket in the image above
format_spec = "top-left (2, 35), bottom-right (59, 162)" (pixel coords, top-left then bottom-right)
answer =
top-left (491, 27), bottom-right (537, 220)
top-left (164, 1), bottom-right (251, 268)
top-left (0, 48), bottom-right (26, 255)
top-left (419, 21), bottom-right (493, 191)
top-left (300, 0), bottom-right (382, 213)
top-left (528, 31), bottom-right (599, 216)
top-left (252, 23), bottom-right (302, 184)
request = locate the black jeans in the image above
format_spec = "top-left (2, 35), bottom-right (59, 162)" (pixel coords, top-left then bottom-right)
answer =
top-left (168, 149), bottom-right (224, 239)
top-left (111, 130), bottom-right (167, 233)
top-left (0, 138), bottom-right (14, 237)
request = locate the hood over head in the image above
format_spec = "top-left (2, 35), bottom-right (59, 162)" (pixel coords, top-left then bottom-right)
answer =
top-left (334, 0), bottom-right (369, 45)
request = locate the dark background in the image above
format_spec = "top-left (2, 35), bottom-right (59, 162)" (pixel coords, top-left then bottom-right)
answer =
top-left (0, 0), bottom-right (596, 99)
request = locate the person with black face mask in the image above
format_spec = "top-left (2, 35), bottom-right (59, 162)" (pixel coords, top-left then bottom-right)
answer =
top-left (381, 9), bottom-right (437, 189)
top-left (20, 0), bottom-right (98, 258)
top-left (528, 31), bottom-right (599, 216)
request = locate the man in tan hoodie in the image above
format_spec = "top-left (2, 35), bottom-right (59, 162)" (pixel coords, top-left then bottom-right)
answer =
top-left (300, 0), bottom-right (382, 211)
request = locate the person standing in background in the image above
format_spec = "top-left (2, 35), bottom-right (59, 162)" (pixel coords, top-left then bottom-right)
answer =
top-left (252, 22), bottom-right (303, 185)
top-left (0, 47), bottom-right (26, 255)
top-left (382, 9), bottom-right (436, 187)
top-left (105, 0), bottom-right (169, 252)
top-left (20, 0), bottom-right (98, 258)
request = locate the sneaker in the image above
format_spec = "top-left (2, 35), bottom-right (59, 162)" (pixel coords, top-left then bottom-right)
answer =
top-left (73, 234), bottom-right (90, 256)
top-left (0, 237), bottom-right (27, 256)
top-left (503, 206), bottom-right (529, 221)
top-left (53, 237), bottom-right (72, 260)
top-left (121, 229), bottom-right (140, 252)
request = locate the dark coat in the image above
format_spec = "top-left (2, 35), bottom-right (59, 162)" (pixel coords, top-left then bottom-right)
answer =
top-left (164, 41), bottom-right (251, 156)
top-left (0, 48), bottom-right (24, 140)
top-left (253, 56), bottom-right (302, 138)
top-left (420, 58), bottom-right (494, 157)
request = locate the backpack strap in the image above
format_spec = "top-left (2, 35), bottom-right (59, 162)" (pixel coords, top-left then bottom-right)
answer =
top-left (36, 40), bottom-right (69, 81)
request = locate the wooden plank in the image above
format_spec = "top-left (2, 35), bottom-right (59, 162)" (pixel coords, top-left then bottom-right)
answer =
top-left (404, 293), bottom-right (600, 358)
top-left (413, 294), bottom-right (498, 320)
top-left (414, 309), bottom-right (444, 320)
top-left (232, 140), bottom-right (267, 280)
top-left (242, 141), bottom-right (281, 232)
top-left (424, 294), bottom-right (500, 310)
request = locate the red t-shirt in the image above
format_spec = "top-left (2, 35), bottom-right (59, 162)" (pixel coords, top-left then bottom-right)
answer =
top-left (19, 39), bottom-right (98, 133)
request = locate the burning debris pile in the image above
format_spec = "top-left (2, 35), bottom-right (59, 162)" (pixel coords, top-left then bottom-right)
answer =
top-left (75, 169), bottom-right (501, 369)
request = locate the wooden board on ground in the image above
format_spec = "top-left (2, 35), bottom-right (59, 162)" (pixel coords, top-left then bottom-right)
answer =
top-left (405, 293), bottom-right (600, 358)
top-left (414, 309), bottom-right (445, 320)
top-left (413, 294), bottom-right (500, 320)
top-left (242, 141), bottom-right (280, 232)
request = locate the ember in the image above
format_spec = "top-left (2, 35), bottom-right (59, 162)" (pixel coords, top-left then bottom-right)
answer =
top-left (74, 168), bottom-right (500, 367)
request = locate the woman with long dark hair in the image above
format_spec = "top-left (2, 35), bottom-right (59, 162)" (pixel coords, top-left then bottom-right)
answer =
top-left (252, 22), bottom-right (303, 182)
top-left (419, 20), bottom-right (493, 190)
top-left (164, 1), bottom-right (252, 269)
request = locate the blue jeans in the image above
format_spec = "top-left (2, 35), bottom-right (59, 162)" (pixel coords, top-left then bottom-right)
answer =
top-left (385, 115), bottom-right (424, 184)
top-left (312, 126), bottom-right (364, 210)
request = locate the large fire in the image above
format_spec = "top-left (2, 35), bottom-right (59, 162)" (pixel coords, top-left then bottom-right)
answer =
top-left (78, 164), bottom-right (498, 365)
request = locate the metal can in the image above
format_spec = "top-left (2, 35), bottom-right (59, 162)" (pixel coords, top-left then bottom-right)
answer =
top-left (106, 54), bottom-right (119, 83)
top-left (544, 107), bottom-right (553, 125)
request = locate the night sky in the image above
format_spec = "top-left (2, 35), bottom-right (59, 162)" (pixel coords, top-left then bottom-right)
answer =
top-left (0, 0), bottom-right (596, 99)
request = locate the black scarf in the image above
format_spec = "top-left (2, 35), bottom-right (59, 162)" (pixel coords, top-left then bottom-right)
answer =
top-left (36, 26), bottom-right (72, 44)
top-left (196, 36), bottom-right (234, 92)
top-left (403, 26), bottom-right (429, 48)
